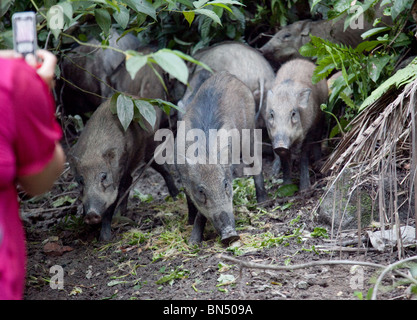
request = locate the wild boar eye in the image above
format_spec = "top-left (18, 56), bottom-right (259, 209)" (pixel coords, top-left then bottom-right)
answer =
top-left (269, 110), bottom-right (274, 120)
top-left (196, 186), bottom-right (207, 204)
top-left (224, 180), bottom-right (232, 196)
top-left (283, 33), bottom-right (291, 40)
top-left (100, 172), bottom-right (107, 182)
top-left (291, 110), bottom-right (299, 123)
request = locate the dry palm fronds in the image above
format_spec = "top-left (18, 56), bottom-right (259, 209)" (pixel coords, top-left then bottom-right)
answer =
top-left (319, 76), bottom-right (417, 255)
top-left (322, 79), bottom-right (416, 175)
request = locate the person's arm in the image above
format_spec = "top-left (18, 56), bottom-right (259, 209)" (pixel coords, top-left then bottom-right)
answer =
top-left (17, 142), bottom-right (65, 196)
top-left (9, 49), bottom-right (65, 196)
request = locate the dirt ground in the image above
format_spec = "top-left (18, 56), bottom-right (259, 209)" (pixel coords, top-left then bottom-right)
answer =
top-left (21, 157), bottom-right (417, 302)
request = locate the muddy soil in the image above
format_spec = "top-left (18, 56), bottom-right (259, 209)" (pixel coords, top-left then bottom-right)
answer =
top-left (22, 158), bottom-right (416, 303)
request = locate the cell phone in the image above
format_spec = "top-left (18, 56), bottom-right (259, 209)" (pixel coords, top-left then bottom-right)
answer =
top-left (12, 11), bottom-right (38, 56)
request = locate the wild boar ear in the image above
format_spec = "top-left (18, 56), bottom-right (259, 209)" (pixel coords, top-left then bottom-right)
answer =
top-left (298, 88), bottom-right (312, 108)
top-left (300, 20), bottom-right (311, 36)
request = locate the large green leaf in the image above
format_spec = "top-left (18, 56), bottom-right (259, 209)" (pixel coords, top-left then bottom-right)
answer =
top-left (117, 94), bottom-right (134, 131)
top-left (170, 49), bottom-right (212, 72)
top-left (125, 53), bottom-right (148, 80)
top-left (95, 8), bottom-right (111, 34)
top-left (134, 99), bottom-right (157, 129)
top-left (194, 8), bottom-right (222, 25)
top-left (152, 49), bottom-right (189, 85)
top-left (113, 4), bottom-right (130, 29)
top-left (124, 0), bottom-right (156, 20)
top-left (391, 0), bottom-right (413, 21)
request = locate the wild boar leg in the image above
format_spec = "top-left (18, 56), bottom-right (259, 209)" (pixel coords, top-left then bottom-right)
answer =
top-left (150, 162), bottom-right (179, 198)
top-left (116, 173), bottom-right (133, 217)
top-left (189, 212), bottom-right (207, 244)
top-left (253, 173), bottom-right (267, 203)
top-left (100, 203), bottom-right (116, 241)
top-left (299, 144), bottom-right (310, 191)
top-left (186, 193), bottom-right (198, 225)
top-left (272, 154), bottom-right (281, 176)
top-left (279, 151), bottom-right (292, 185)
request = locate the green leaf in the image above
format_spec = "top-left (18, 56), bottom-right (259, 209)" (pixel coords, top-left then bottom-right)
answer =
top-left (360, 57), bottom-right (417, 112)
top-left (134, 99), bottom-right (157, 129)
top-left (117, 95), bottom-right (134, 131)
top-left (207, 2), bottom-right (232, 13)
top-left (391, 0), bottom-right (412, 21)
top-left (194, 8), bottom-right (222, 25)
top-left (152, 49), bottom-right (189, 84)
top-left (182, 10), bottom-right (195, 26)
top-left (277, 184), bottom-right (298, 197)
top-left (207, 0), bottom-right (243, 6)
top-left (368, 55), bottom-right (391, 83)
top-left (311, 227), bottom-right (329, 238)
top-left (107, 280), bottom-right (128, 287)
top-left (59, 2), bottom-right (73, 26)
top-left (299, 41), bottom-right (318, 58)
top-left (95, 8), bottom-right (111, 34)
top-left (354, 40), bottom-right (386, 54)
top-left (361, 26), bottom-right (391, 40)
top-left (144, 98), bottom-right (184, 113)
top-left (193, 0), bottom-right (209, 8)
top-left (125, 54), bottom-right (148, 80)
top-left (110, 92), bottom-right (120, 114)
top-left (52, 196), bottom-right (76, 208)
top-left (216, 274), bottom-right (236, 286)
top-left (0, 0), bottom-right (12, 17)
top-left (125, 0), bottom-right (157, 20)
top-left (113, 5), bottom-right (130, 29)
top-left (170, 49), bottom-right (212, 72)
top-left (310, 0), bottom-right (322, 11)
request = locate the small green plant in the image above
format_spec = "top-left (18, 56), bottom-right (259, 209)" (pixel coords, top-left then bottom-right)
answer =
top-left (132, 189), bottom-right (154, 203)
top-left (310, 227), bottom-right (329, 239)
top-left (354, 288), bottom-right (373, 300)
top-left (232, 177), bottom-right (257, 209)
top-left (156, 265), bottom-right (190, 285)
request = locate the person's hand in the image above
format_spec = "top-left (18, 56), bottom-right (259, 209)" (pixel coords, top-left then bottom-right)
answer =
top-left (0, 50), bottom-right (22, 59)
top-left (25, 49), bottom-right (57, 89)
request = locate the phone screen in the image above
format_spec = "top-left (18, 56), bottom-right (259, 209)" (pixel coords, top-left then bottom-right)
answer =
top-left (12, 12), bottom-right (37, 56)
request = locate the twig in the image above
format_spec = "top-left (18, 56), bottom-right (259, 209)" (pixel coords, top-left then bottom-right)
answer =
top-left (316, 246), bottom-right (377, 252)
top-left (371, 256), bottom-right (417, 300)
top-left (219, 254), bottom-right (385, 271)
top-left (61, 33), bottom-right (126, 55)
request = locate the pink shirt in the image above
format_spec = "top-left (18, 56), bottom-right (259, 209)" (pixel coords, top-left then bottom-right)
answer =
top-left (0, 57), bottom-right (62, 299)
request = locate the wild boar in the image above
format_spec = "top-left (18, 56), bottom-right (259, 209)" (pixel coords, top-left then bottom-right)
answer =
top-left (176, 71), bottom-right (267, 245)
top-left (260, 5), bottom-right (391, 67)
top-left (58, 29), bottom-right (140, 115)
top-left (179, 41), bottom-right (275, 123)
top-left (263, 59), bottom-right (328, 190)
top-left (70, 100), bottom-right (179, 241)
top-left (58, 30), bottom-right (165, 117)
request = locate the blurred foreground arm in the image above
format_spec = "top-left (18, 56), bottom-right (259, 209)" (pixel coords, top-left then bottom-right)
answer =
top-left (17, 143), bottom-right (65, 196)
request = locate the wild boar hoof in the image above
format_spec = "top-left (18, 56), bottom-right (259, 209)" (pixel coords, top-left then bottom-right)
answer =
top-left (220, 232), bottom-right (240, 246)
top-left (189, 234), bottom-right (203, 245)
top-left (99, 227), bottom-right (112, 242)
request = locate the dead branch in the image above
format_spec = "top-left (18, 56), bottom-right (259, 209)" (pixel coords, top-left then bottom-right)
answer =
top-left (219, 254), bottom-right (384, 271)
top-left (371, 256), bottom-right (417, 300)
